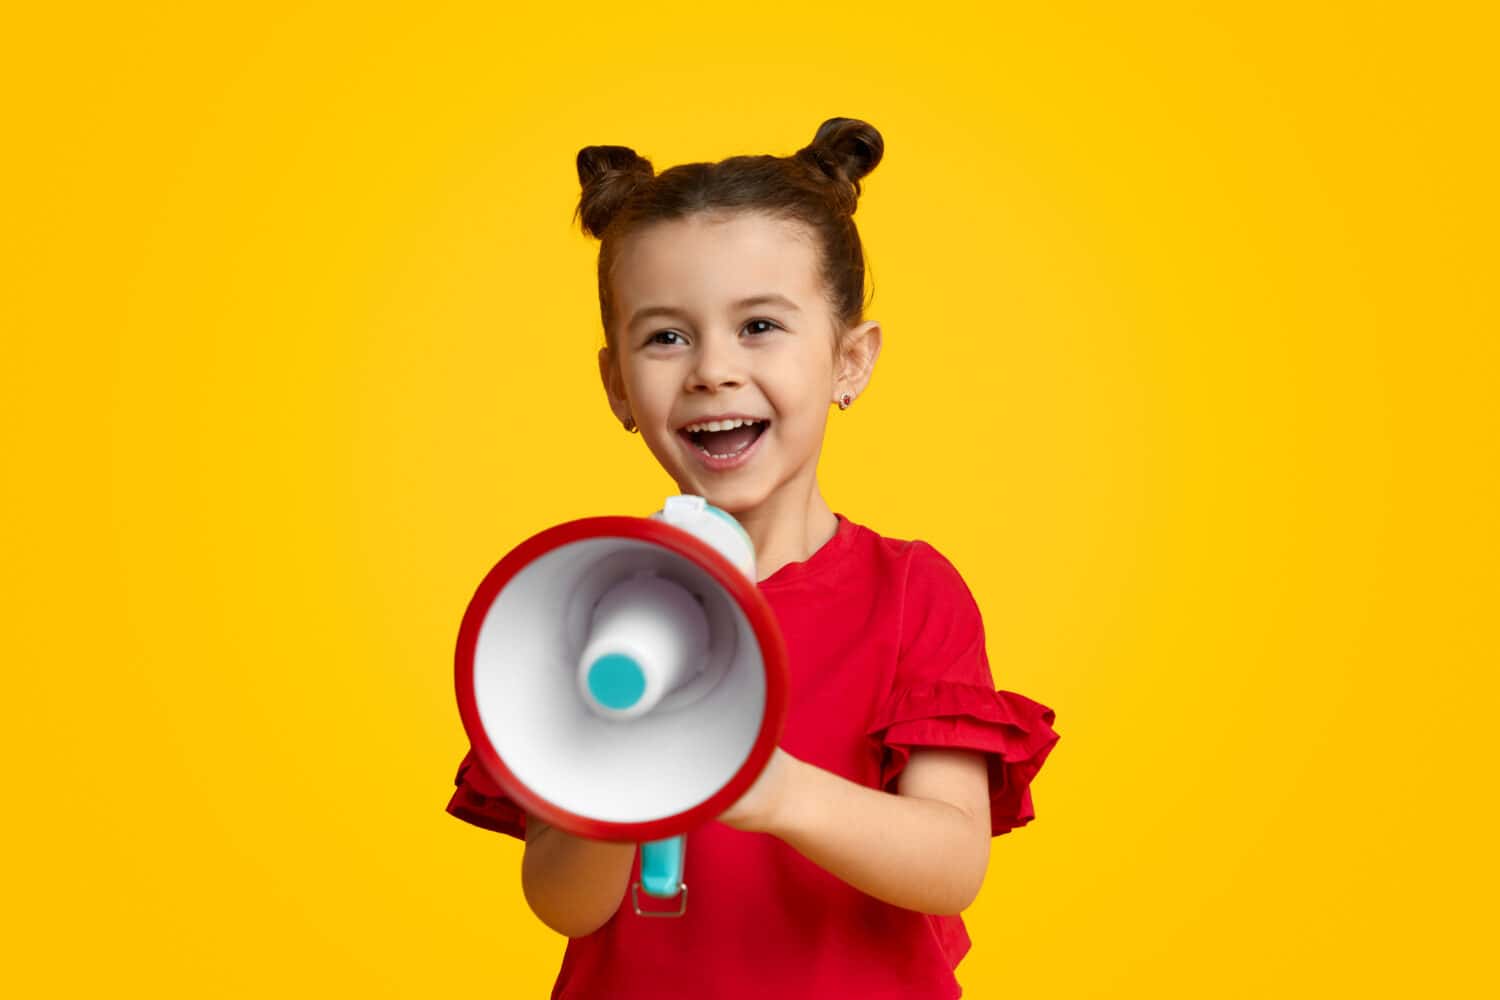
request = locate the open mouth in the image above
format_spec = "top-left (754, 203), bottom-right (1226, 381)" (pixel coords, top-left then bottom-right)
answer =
top-left (678, 419), bottom-right (770, 459)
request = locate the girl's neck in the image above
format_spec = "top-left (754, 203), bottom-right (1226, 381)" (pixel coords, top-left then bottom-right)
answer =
top-left (732, 486), bottom-right (839, 583)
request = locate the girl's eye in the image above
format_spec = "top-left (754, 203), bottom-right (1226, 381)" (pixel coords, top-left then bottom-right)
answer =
top-left (649, 330), bottom-right (686, 346)
top-left (744, 318), bottom-right (781, 336)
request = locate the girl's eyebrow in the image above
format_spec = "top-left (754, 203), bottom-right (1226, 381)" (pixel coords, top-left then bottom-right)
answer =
top-left (628, 293), bottom-right (801, 328)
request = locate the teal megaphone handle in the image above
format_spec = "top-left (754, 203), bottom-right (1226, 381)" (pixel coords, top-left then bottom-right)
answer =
top-left (639, 835), bottom-right (686, 898)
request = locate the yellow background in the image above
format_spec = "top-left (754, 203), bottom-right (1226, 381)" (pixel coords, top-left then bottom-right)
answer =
top-left (5, 3), bottom-right (1495, 996)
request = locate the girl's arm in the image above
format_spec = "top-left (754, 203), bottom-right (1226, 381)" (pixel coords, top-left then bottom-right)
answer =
top-left (520, 814), bottom-right (636, 938)
top-left (725, 747), bottom-right (993, 916)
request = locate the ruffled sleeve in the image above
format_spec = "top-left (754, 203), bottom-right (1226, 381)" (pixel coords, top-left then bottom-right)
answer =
top-left (446, 747), bottom-right (528, 840)
top-left (866, 541), bottom-right (1060, 836)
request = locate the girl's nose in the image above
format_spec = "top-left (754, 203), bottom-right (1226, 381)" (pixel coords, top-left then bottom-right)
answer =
top-left (687, 335), bottom-right (744, 391)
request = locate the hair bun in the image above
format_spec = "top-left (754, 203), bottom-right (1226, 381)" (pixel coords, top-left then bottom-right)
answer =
top-left (574, 145), bottom-right (655, 239)
top-left (794, 117), bottom-right (884, 214)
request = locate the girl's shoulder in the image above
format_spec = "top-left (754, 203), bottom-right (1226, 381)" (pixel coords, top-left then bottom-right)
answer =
top-left (765, 513), bottom-right (975, 609)
top-left (842, 514), bottom-right (974, 591)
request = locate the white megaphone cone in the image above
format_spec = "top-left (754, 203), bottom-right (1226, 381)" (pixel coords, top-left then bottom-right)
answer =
top-left (454, 494), bottom-right (786, 919)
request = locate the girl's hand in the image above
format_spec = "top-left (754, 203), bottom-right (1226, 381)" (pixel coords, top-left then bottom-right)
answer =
top-left (716, 746), bottom-right (799, 834)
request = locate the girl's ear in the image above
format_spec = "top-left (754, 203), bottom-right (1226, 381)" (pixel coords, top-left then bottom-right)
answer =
top-left (833, 320), bottom-right (882, 403)
top-left (598, 346), bottom-right (632, 424)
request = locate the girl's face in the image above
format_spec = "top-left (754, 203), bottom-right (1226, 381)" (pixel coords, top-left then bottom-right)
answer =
top-left (599, 211), bottom-right (874, 516)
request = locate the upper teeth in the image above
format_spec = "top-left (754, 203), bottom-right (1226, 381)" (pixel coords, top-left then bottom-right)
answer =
top-left (683, 417), bottom-right (764, 433)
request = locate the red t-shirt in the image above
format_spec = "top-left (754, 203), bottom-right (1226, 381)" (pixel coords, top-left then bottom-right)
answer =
top-left (446, 512), bottom-right (1060, 999)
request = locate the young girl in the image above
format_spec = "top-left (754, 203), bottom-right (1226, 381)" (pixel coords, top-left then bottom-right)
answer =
top-left (447, 117), bottom-right (1060, 999)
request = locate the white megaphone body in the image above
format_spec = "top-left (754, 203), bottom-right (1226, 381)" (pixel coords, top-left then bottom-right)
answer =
top-left (454, 494), bottom-right (789, 918)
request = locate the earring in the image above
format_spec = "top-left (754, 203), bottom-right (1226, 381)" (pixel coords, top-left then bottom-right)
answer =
top-left (838, 393), bottom-right (852, 410)
top-left (623, 415), bottom-right (639, 433)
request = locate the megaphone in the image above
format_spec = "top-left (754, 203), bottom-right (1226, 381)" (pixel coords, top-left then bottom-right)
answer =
top-left (454, 494), bottom-right (789, 918)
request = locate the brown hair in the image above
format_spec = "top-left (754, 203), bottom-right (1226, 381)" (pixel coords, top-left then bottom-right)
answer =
top-left (573, 117), bottom-right (884, 356)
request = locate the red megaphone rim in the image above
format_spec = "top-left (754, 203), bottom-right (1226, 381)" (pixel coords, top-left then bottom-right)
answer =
top-left (454, 514), bottom-right (789, 842)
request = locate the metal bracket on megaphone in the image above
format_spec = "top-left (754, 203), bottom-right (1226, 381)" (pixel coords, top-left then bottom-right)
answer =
top-left (632, 882), bottom-right (689, 918)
